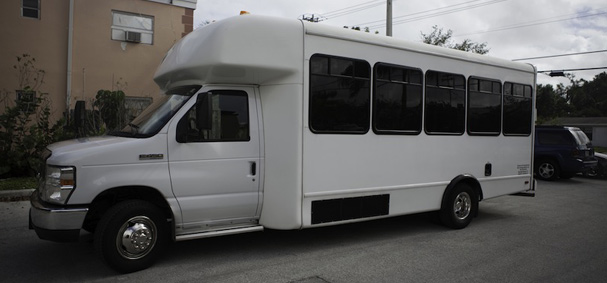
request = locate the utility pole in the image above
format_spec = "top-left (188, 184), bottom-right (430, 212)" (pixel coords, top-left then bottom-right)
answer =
top-left (386, 0), bottom-right (393, 37)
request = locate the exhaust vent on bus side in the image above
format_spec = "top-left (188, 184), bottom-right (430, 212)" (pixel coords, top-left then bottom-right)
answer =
top-left (311, 194), bottom-right (390, 224)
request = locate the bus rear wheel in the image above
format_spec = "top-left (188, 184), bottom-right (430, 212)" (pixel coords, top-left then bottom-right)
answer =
top-left (440, 183), bottom-right (478, 229)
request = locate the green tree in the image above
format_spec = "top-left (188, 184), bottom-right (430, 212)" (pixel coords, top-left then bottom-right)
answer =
top-left (421, 25), bottom-right (489, 54)
top-left (343, 26), bottom-right (379, 34)
top-left (94, 89), bottom-right (126, 132)
top-left (567, 72), bottom-right (607, 117)
top-left (536, 84), bottom-right (571, 123)
top-left (0, 55), bottom-right (65, 177)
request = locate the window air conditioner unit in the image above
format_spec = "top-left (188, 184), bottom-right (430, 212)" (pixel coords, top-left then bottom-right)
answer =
top-left (125, 31), bottom-right (141, 43)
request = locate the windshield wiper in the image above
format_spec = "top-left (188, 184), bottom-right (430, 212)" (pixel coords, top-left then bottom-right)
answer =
top-left (128, 123), bottom-right (140, 134)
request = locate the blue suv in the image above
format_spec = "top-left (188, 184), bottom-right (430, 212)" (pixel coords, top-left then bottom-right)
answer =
top-left (534, 126), bottom-right (598, 181)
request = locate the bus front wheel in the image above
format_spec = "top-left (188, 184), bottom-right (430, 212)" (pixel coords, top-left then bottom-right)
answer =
top-left (95, 200), bottom-right (169, 273)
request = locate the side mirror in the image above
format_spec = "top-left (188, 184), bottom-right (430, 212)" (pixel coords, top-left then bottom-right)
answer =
top-left (196, 92), bottom-right (212, 130)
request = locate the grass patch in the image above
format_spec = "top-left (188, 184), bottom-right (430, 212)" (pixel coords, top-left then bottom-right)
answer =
top-left (0, 177), bottom-right (37, 191)
top-left (595, 146), bottom-right (606, 154)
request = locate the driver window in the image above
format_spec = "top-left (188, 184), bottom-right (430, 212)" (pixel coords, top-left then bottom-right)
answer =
top-left (177, 90), bottom-right (250, 142)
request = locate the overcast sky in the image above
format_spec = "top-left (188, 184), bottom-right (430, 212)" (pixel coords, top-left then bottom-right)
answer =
top-left (193, 0), bottom-right (607, 87)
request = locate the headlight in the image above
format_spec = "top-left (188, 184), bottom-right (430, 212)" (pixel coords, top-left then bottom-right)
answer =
top-left (40, 166), bottom-right (76, 205)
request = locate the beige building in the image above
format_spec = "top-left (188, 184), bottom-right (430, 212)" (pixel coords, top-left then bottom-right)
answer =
top-left (0, 0), bottom-right (196, 122)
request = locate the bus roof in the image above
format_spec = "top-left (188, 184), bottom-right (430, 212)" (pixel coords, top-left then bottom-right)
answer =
top-left (154, 15), bottom-right (535, 91)
top-left (303, 20), bottom-right (535, 74)
top-left (154, 15), bottom-right (304, 90)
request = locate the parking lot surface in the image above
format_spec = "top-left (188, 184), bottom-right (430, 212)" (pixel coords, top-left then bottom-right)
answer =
top-left (1, 177), bottom-right (606, 282)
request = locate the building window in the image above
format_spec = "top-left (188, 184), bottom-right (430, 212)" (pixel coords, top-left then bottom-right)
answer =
top-left (309, 54), bottom-right (370, 134)
top-left (16, 89), bottom-right (36, 113)
top-left (503, 82), bottom-right (533, 136)
top-left (111, 11), bottom-right (154, 45)
top-left (468, 78), bottom-right (502, 135)
top-left (22, 0), bottom-right (40, 19)
top-left (425, 71), bottom-right (466, 135)
top-left (373, 63), bottom-right (423, 134)
top-left (125, 96), bottom-right (153, 122)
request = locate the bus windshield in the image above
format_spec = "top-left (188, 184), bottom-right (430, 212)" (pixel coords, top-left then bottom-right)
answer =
top-left (110, 85), bottom-right (201, 138)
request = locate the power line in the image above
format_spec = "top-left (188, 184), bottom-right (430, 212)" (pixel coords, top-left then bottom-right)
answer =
top-left (513, 50), bottom-right (607, 61)
top-left (455, 10), bottom-right (607, 37)
top-left (366, 0), bottom-right (508, 29)
top-left (356, 0), bottom-right (491, 27)
top-left (538, 67), bottom-right (607, 73)
top-left (322, 0), bottom-right (387, 19)
top-left (322, 0), bottom-right (384, 17)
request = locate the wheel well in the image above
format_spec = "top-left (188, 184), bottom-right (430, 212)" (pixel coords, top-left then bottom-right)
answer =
top-left (441, 175), bottom-right (483, 212)
top-left (534, 156), bottom-right (560, 167)
top-left (82, 186), bottom-right (173, 233)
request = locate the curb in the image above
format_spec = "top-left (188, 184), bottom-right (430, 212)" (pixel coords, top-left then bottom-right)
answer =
top-left (0, 189), bottom-right (34, 202)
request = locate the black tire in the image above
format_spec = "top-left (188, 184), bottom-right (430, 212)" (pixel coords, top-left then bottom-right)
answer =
top-left (598, 164), bottom-right (606, 178)
top-left (95, 200), bottom-right (169, 273)
top-left (440, 183), bottom-right (478, 229)
top-left (535, 159), bottom-right (560, 181)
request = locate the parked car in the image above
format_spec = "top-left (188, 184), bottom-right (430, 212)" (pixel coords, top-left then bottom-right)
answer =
top-left (534, 126), bottom-right (598, 181)
top-left (585, 152), bottom-right (607, 178)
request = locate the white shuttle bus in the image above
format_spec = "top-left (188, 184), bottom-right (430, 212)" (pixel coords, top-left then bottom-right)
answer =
top-left (30, 15), bottom-right (536, 273)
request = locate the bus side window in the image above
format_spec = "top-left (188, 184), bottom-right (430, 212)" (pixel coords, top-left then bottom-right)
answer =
top-left (467, 77), bottom-right (502, 136)
top-left (177, 90), bottom-right (250, 143)
top-left (373, 63), bottom-right (422, 135)
top-left (503, 82), bottom-right (533, 136)
top-left (309, 54), bottom-right (371, 134)
top-left (424, 71), bottom-right (466, 135)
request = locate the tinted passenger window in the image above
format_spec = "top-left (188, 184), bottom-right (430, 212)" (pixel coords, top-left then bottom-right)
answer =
top-left (468, 78), bottom-right (502, 135)
top-left (373, 63), bottom-right (422, 134)
top-left (310, 54), bottom-right (370, 133)
top-left (537, 131), bottom-right (575, 146)
top-left (425, 71), bottom-right (466, 134)
top-left (503, 82), bottom-right (533, 135)
top-left (177, 90), bottom-right (250, 142)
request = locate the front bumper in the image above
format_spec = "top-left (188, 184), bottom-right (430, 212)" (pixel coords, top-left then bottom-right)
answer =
top-left (582, 159), bottom-right (599, 171)
top-left (29, 191), bottom-right (88, 242)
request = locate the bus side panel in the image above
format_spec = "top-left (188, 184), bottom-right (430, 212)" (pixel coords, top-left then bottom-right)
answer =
top-left (300, 33), bottom-right (534, 228)
top-left (258, 84), bottom-right (305, 230)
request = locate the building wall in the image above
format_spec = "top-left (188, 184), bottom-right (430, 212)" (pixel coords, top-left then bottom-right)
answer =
top-left (593, 127), bottom-right (607, 147)
top-left (0, 0), bottom-right (69, 119)
top-left (0, 0), bottom-right (194, 122)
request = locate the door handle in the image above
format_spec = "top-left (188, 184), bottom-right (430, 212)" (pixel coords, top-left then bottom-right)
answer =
top-left (250, 161), bottom-right (257, 176)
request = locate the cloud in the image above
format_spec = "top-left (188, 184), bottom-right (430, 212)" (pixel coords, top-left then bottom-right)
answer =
top-left (194, 0), bottom-right (607, 86)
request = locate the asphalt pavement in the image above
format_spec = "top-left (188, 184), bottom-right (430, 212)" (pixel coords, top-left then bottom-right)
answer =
top-left (1, 177), bottom-right (606, 282)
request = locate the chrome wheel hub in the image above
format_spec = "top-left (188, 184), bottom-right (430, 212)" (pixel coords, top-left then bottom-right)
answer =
top-left (116, 216), bottom-right (157, 259)
top-left (454, 192), bottom-right (471, 220)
